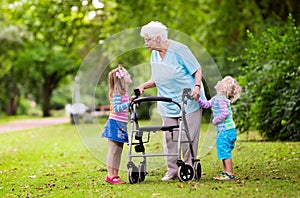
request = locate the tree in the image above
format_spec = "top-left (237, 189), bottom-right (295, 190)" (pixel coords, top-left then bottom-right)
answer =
top-left (201, 0), bottom-right (300, 76)
top-left (1, 0), bottom-right (299, 118)
top-left (2, 0), bottom-right (103, 116)
top-left (98, 0), bottom-right (300, 76)
top-left (0, 17), bottom-right (25, 114)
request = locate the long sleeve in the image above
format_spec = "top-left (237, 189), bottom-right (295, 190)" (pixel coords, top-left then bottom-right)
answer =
top-left (198, 98), bottom-right (213, 109)
top-left (112, 94), bottom-right (129, 113)
top-left (212, 99), bottom-right (229, 125)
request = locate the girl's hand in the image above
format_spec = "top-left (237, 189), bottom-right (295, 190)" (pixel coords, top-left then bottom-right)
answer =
top-left (130, 95), bottom-right (137, 103)
top-left (129, 95), bottom-right (139, 108)
top-left (212, 119), bottom-right (218, 125)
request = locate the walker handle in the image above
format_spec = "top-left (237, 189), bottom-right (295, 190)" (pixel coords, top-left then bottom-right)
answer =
top-left (132, 96), bottom-right (181, 110)
top-left (133, 96), bottom-right (173, 104)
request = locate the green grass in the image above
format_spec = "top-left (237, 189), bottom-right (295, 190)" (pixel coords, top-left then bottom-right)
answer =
top-left (0, 120), bottom-right (299, 198)
top-left (0, 115), bottom-right (40, 124)
top-left (0, 110), bottom-right (66, 124)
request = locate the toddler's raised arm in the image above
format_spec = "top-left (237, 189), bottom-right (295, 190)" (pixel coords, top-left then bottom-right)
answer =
top-left (198, 98), bottom-right (212, 109)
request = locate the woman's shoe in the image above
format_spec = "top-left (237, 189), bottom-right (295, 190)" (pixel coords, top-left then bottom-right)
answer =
top-left (161, 173), bottom-right (177, 181)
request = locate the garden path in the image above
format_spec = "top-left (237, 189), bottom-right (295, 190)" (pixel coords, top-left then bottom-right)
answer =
top-left (0, 117), bottom-right (70, 133)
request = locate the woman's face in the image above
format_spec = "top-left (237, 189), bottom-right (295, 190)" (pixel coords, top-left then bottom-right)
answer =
top-left (143, 35), bottom-right (161, 51)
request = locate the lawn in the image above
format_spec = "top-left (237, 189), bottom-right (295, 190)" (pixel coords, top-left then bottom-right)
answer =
top-left (0, 119), bottom-right (299, 198)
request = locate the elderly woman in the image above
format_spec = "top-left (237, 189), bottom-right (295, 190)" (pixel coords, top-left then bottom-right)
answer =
top-left (138, 21), bottom-right (207, 181)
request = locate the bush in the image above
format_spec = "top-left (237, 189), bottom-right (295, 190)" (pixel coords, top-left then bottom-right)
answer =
top-left (235, 15), bottom-right (300, 141)
top-left (17, 97), bottom-right (42, 116)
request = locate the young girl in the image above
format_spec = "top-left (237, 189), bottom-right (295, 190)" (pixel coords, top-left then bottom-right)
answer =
top-left (102, 64), bottom-right (133, 184)
top-left (198, 76), bottom-right (241, 180)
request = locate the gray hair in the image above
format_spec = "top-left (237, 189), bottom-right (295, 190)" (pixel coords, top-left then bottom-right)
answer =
top-left (140, 21), bottom-right (168, 42)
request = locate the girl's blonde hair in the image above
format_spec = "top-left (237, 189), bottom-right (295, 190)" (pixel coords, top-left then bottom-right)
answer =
top-left (222, 76), bottom-right (242, 102)
top-left (108, 64), bottom-right (128, 98)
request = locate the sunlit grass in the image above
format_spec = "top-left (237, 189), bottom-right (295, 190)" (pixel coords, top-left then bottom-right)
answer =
top-left (0, 115), bottom-right (41, 124)
top-left (0, 120), bottom-right (299, 197)
top-left (0, 110), bottom-right (67, 124)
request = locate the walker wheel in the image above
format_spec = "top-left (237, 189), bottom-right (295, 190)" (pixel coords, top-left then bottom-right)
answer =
top-left (194, 161), bottom-right (202, 179)
top-left (138, 163), bottom-right (146, 182)
top-left (128, 166), bottom-right (139, 184)
top-left (177, 164), bottom-right (195, 182)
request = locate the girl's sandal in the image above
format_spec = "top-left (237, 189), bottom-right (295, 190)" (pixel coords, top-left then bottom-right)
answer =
top-left (105, 175), bottom-right (126, 184)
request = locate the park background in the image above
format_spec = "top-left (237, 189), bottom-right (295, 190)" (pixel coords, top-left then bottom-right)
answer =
top-left (0, 0), bottom-right (299, 197)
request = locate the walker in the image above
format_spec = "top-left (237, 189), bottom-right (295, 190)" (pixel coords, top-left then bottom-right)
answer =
top-left (127, 88), bottom-right (201, 184)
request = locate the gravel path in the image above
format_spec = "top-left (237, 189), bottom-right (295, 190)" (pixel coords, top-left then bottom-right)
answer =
top-left (0, 117), bottom-right (70, 133)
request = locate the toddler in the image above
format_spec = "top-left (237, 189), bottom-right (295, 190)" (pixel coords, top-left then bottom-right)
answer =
top-left (198, 76), bottom-right (241, 180)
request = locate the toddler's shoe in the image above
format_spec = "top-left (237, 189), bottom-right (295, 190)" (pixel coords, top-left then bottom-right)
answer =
top-left (105, 175), bottom-right (126, 184)
top-left (213, 172), bottom-right (235, 181)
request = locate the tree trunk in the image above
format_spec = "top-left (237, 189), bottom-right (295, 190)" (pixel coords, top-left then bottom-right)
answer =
top-left (42, 80), bottom-right (53, 117)
top-left (7, 96), bottom-right (17, 115)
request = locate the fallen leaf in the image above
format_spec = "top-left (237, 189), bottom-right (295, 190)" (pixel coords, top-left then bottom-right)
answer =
top-left (192, 184), bottom-right (198, 189)
top-left (271, 170), bottom-right (279, 173)
top-left (272, 176), bottom-right (281, 179)
top-left (45, 173), bottom-right (55, 176)
top-left (21, 185), bottom-right (29, 189)
top-left (152, 193), bottom-right (161, 197)
top-left (177, 184), bottom-right (184, 188)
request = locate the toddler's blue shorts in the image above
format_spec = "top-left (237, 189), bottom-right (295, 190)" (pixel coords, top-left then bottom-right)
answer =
top-left (216, 128), bottom-right (237, 160)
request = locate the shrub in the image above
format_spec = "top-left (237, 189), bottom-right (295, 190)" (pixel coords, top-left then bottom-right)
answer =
top-left (235, 15), bottom-right (300, 141)
top-left (17, 97), bottom-right (42, 116)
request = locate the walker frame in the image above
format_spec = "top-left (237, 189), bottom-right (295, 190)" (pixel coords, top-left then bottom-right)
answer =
top-left (127, 88), bottom-right (201, 184)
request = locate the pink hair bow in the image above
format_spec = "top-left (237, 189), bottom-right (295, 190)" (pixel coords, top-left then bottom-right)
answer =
top-left (116, 69), bottom-right (126, 79)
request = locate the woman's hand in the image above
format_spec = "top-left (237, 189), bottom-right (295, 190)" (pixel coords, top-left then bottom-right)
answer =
top-left (138, 85), bottom-right (145, 96)
top-left (191, 86), bottom-right (200, 100)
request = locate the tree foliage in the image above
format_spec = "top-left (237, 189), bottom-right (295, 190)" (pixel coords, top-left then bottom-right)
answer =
top-left (1, 0), bottom-right (102, 116)
top-left (235, 15), bottom-right (300, 141)
top-left (0, 17), bottom-right (25, 114)
top-left (101, 0), bottom-right (300, 76)
top-left (1, 0), bottom-right (300, 131)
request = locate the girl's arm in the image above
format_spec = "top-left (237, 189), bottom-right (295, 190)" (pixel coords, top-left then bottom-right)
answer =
top-left (112, 94), bottom-right (129, 113)
top-left (198, 98), bottom-right (213, 109)
top-left (212, 99), bottom-right (229, 125)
